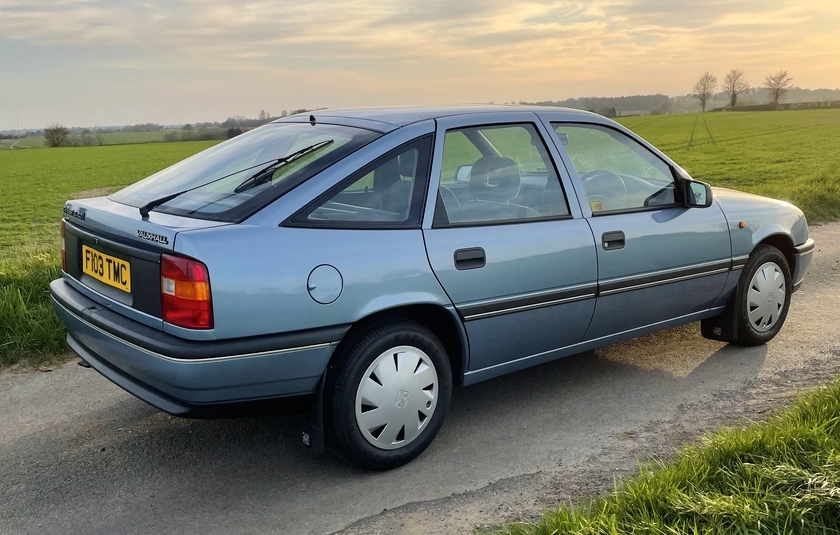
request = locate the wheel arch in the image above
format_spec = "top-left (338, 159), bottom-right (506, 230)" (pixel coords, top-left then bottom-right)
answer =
top-left (756, 232), bottom-right (795, 275)
top-left (327, 304), bottom-right (468, 387)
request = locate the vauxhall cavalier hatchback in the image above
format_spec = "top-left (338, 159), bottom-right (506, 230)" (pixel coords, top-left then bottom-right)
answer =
top-left (51, 106), bottom-right (814, 470)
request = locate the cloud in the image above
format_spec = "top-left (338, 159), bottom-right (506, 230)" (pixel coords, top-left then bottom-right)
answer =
top-left (0, 0), bottom-right (838, 128)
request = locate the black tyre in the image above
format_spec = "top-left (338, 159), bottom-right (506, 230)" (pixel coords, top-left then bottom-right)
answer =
top-left (325, 319), bottom-right (452, 470)
top-left (733, 244), bottom-right (792, 346)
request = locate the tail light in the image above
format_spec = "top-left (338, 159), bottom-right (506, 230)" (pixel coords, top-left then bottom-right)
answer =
top-left (60, 219), bottom-right (67, 272)
top-left (161, 254), bottom-right (213, 329)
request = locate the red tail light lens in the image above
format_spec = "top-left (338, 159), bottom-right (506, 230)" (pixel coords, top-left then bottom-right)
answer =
top-left (60, 219), bottom-right (67, 272)
top-left (161, 254), bottom-right (213, 329)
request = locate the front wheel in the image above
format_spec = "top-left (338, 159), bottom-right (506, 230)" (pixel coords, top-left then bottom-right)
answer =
top-left (733, 245), bottom-right (792, 346)
top-left (325, 319), bottom-right (452, 470)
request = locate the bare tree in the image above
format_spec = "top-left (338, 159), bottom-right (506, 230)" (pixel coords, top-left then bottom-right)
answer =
top-left (692, 72), bottom-right (717, 112)
top-left (765, 70), bottom-right (793, 106)
top-left (44, 124), bottom-right (69, 147)
top-left (723, 69), bottom-right (750, 107)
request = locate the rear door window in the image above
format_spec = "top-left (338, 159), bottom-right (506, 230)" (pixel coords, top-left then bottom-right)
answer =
top-left (436, 123), bottom-right (569, 225)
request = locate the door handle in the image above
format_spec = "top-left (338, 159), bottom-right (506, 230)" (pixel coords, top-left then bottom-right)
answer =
top-left (454, 248), bottom-right (486, 270)
top-left (602, 231), bottom-right (625, 250)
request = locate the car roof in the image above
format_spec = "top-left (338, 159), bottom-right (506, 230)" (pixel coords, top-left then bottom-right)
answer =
top-left (273, 105), bottom-right (600, 129)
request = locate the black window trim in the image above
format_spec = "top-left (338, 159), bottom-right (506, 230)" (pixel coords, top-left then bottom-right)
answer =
top-left (431, 121), bottom-right (573, 229)
top-left (549, 121), bottom-right (691, 216)
top-left (283, 134), bottom-right (434, 230)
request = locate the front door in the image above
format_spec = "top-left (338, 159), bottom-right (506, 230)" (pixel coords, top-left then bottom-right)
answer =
top-left (547, 121), bottom-right (731, 342)
top-left (422, 113), bottom-right (598, 380)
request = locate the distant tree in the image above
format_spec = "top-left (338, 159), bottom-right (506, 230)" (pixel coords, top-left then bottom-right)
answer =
top-left (723, 69), bottom-right (750, 107)
top-left (183, 123), bottom-right (193, 130)
top-left (226, 127), bottom-right (243, 139)
top-left (596, 106), bottom-right (617, 118)
top-left (259, 110), bottom-right (268, 121)
top-left (280, 110), bottom-right (288, 118)
top-left (95, 133), bottom-right (105, 146)
top-left (44, 124), bottom-right (70, 147)
top-left (765, 70), bottom-right (793, 106)
top-left (692, 72), bottom-right (717, 112)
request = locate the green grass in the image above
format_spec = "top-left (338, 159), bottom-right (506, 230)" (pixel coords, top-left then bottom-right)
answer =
top-left (0, 252), bottom-right (65, 363)
top-left (14, 130), bottom-right (189, 148)
top-left (0, 141), bottom-right (217, 365)
top-left (495, 378), bottom-right (840, 535)
top-left (618, 109), bottom-right (840, 223)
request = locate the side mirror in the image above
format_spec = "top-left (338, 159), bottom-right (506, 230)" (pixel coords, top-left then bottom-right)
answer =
top-left (454, 164), bottom-right (472, 182)
top-left (685, 180), bottom-right (713, 208)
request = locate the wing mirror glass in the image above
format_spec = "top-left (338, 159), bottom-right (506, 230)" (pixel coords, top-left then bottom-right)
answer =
top-left (454, 164), bottom-right (472, 182)
top-left (685, 180), bottom-right (713, 208)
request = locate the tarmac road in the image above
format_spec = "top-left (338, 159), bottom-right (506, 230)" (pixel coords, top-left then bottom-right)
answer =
top-left (2, 224), bottom-right (839, 535)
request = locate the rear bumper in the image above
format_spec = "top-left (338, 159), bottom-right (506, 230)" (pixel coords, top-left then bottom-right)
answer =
top-left (50, 278), bottom-right (343, 417)
top-left (792, 239), bottom-right (815, 292)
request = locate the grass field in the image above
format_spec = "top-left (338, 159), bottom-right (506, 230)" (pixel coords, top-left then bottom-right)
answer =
top-left (617, 109), bottom-right (840, 222)
top-left (10, 130), bottom-right (191, 149)
top-left (0, 141), bottom-right (218, 364)
top-left (1, 109), bottom-right (840, 365)
top-left (494, 377), bottom-right (840, 534)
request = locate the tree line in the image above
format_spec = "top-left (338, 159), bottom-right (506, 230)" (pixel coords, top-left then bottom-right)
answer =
top-left (41, 109), bottom-right (316, 148)
top-left (692, 69), bottom-right (794, 112)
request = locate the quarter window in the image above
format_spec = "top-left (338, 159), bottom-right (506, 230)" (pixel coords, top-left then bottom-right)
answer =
top-left (297, 138), bottom-right (430, 226)
top-left (552, 123), bottom-right (677, 213)
top-left (437, 124), bottom-right (569, 225)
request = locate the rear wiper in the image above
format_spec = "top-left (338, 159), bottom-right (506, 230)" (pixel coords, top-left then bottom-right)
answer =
top-left (233, 139), bottom-right (333, 193)
top-left (138, 139), bottom-right (333, 219)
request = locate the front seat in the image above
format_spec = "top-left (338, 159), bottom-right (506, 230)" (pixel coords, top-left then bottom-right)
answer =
top-left (455, 156), bottom-right (540, 222)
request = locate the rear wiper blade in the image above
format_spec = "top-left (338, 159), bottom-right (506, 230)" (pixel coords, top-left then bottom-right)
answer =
top-left (138, 159), bottom-right (278, 219)
top-left (137, 139), bottom-right (333, 219)
top-left (233, 139), bottom-right (334, 193)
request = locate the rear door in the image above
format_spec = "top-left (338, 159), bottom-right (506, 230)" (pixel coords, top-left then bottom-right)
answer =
top-left (545, 120), bottom-right (731, 341)
top-left (422, 112), bottom-right (598, 380)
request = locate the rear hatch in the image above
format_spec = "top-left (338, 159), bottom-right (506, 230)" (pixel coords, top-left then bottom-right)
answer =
top-left (62, 196), bottom-right (229, 330)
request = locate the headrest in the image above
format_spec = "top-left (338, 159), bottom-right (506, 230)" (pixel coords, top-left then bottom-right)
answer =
top-left (468, 157), bottom-right (521, 201)
top-left (374, 156), bottom-right (401, 191)
top-left (399, 150), bottom-right (417, 178)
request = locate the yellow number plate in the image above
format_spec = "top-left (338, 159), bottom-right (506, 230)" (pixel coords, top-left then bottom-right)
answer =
top-left (82, 245), bottom-right (131, 293)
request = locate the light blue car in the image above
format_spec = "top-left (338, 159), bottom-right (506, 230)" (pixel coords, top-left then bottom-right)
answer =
top-left (50, 106), bottom-right (814, 470)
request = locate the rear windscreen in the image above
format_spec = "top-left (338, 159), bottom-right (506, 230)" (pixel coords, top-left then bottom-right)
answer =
top-left (109, 122), bottom-right (380, 222)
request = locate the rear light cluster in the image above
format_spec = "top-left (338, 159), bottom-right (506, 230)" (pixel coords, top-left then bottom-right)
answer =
top-left (60, 220), bottom-right (67, 272)
top-left (161, 254), bottom-right (213, 329)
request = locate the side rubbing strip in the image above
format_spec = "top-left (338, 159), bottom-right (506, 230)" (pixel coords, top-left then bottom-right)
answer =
top-left (731, 255), bottom-right (749, 270)
top-left (458, 257), bottom-right (749, 321)
top-left (598, 259), bottom-right (732, 296)
top-left (459, 285), bottom-right (596, 321)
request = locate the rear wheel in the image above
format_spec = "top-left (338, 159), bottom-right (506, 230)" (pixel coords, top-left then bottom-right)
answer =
top-left (325, 319), bottom-right (452, 470)
top-left (733, 245), bottom-right (792, 346)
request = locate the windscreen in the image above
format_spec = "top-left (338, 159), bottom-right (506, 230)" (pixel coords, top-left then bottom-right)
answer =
top-left (109, 122), bottom-right (380, 221)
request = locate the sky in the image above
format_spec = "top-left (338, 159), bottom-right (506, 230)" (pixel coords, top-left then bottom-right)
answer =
top-left (1, 0), bottom-right (839, 130)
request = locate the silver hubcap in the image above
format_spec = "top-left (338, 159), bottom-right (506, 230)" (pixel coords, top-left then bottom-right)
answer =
top-left (747, 261), bottom-right (786, 332)
top-left (355, 346), bottom-right (439, 450)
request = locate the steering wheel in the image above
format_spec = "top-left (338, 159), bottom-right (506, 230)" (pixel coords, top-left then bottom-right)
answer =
top-left (579, 169), bottom-right (627, 211)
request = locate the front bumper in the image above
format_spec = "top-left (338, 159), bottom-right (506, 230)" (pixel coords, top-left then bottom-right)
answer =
top-left (792, 238), bottom-right (815, 292)
top-left (50, 278), bottom-right (343, 417)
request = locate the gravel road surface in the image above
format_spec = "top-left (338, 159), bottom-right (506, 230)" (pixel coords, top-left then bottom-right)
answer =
top-left (2, 224), bottom-right (838, 535)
